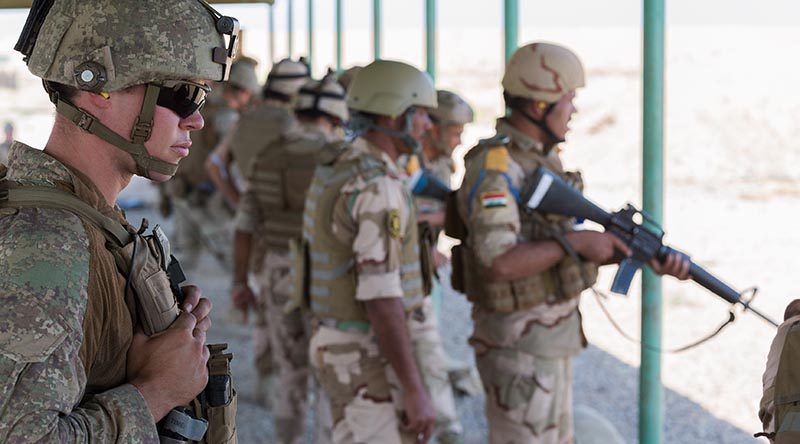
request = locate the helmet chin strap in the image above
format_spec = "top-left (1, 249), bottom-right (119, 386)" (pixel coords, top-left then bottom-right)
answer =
top-left (351, 109), bottom-right (421, 155)
top-left (46, 82), bottom-right (180, 179)
top-left (511, 101), bottom-right (563, 152)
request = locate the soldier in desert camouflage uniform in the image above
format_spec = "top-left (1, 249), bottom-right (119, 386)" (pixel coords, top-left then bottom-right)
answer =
top-left (0, 0), bottom-right (238, 441)
top-left (206, 57), bottom-right (310, 206)
top-left (448, 42), bottom-right (689, 444)
top-left (230, 72), bottom-right (348, 443)
top-left (164, 57), bottom-right (259, 268)
top-left (304, 60), bottom-right (439, 443)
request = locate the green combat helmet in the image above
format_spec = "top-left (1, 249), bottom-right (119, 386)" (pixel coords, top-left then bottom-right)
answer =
top-left (228, 57), bottom-right (261, 95)
top-left (295, 71), bottom-right (350, 123)
top-left (347, 59), bottom-right (437, 152)
top-left (502, 42), bottom-right (584, 144)
top-left (14, 0), bottom-right (240, 179)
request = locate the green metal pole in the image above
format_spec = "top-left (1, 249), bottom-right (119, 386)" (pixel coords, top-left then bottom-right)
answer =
top-left (287, 0), bottom-right (294, 56)
top-left (504, 0), bottom-right (519, 62)
top-left (425, 0), bottom-right (436, 82)
top-left (308, 0), bottom-right (314, 70)
top-left (640, 0), bottom-right (665, 443)
top-left (335, 0), bottom-right (343, 72)
top-left (268, 3), bottom-right (275, 63)
top-left (372, 0), bottom-right (382, 60)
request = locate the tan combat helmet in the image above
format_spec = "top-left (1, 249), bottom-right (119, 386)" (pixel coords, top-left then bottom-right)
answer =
top-left (502, 42), bottom-right (585, 104)
top-left (347, 60), bottom-right (437, 152)
top-left (429, 90), bottom-right (474, 126)
top-left (428, 90), bottom-right (473, 155)
top-left (14, 0), bottom-right (239, 179)
top-left (295, 72), bottom-right (349, 123)
top-left (336, 65), bottom-right (362, 91)
top-left (263, 57), bottom-right (311, 100)
top-left (228, 57), bottom-right (261, 95)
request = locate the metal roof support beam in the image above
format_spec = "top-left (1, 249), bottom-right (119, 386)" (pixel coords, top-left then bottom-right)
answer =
top-left (504, 0), bottom-right (518, 62)
top-left (372, 0), bottom-right (382, 60)
top-left (640, 0), bottom-right (666, 442)
top-left (335, 0), bottom-right (343, 72)
top-left (425, 0), bottom-right (436, 82)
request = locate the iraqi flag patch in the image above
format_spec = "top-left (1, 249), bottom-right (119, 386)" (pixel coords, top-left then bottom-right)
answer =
top-left (481, 192), bottom-right (508, 208)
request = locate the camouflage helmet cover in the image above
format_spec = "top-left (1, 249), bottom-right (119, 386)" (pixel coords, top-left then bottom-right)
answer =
top-left (429, 90), bottom-right (474, 126)
top-left (347, 60), bottom-right (437, 118)
top-left (21, 0), bottom-right (235, 92)
top-left (227, 57), bottom-right (260, 94)
top-left (295, 73), bottom-right (349, 122)
top-left (502, 42), bottom-right (585, 103)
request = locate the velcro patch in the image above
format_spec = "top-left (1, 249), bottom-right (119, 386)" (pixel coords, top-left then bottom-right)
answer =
top-left (484, 147), bottom-right (509, 172)
top-left (481, 192), bottom-right (508, 209)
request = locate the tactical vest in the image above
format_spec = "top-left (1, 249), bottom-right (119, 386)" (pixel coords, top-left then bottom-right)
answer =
top-left (0, 167), bottom-right (237, 444)
top-left (448, 138), bottom-right (597, 313)
top-left (230, 103), bottom-right (295, 179)
top-left (301, 143), bottom-right (425, 322)
top-left (248, 132), bottom-right (324, 252)
top-left (759, 315), bottom-right (800, 443)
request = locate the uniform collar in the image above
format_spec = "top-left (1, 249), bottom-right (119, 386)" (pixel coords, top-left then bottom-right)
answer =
top-left (495, 118), bottom-right (546, 154)
top-left (347, 137), bottom-right (402, 177)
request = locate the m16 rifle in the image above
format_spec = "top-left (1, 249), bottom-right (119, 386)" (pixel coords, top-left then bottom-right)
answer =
top-left (521, 166), bottom-right (778, 328)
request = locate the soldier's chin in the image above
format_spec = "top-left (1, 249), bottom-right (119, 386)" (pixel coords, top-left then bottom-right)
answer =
top-left (147, 171), bottom-right (174, 183)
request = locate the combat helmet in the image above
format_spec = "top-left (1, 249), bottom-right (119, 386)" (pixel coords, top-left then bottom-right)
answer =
top-left (347, 59), bottom-right (437, 152)
top-left (295, 72), bottom-right (349, 123)
top-left (427, 90), bottom-right (473, 155)
top-left (263, 57), bottom-right (311, 100)
top-left (227, 57), bottom-right (261, 95)
top-left (336, 65), bottom-right (362, 91)
top-left (14, 0), bottom-right (239, 179)
top-left (502, 42), bottom-right (585, 144)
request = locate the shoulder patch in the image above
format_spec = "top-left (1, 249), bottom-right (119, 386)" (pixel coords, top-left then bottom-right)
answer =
top-left (484, 147), bottom-right (509, 172)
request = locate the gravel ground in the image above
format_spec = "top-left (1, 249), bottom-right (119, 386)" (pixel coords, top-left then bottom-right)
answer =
top-left (125, 178), bottom-right (777, 444)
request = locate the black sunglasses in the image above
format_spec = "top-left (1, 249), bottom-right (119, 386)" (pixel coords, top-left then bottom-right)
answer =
top-left (155, 80), bottom-right (211, 119)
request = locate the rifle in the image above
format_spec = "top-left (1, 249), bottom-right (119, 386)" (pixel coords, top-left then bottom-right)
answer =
top-left (521, 166), bottom-right (778, 328)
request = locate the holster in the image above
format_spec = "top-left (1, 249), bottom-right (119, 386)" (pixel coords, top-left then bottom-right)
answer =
top-left (195, 344), bottom-right (237, 444)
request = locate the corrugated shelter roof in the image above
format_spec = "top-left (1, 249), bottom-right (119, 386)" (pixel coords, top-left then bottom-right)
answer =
top-left (0, 0), bottom-right (272, 8)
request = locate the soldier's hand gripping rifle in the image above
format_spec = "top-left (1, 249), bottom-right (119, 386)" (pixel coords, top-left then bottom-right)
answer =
top-left (521, 166), bottom-right (779, 328)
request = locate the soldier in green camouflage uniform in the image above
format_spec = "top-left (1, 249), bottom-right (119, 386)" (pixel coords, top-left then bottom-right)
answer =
top-left (304, 60), bottom-right (439, 443)
top-left (230, 73), bottom-right (348, 443)
top-left (449, 42), bottom-right (689, 444)
top-left (0, 0), bottom-right (237, 440)
top-left (165, 57), bottom-right (259, 269)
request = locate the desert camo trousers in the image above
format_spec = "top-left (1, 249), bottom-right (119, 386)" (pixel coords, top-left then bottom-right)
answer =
top-left (310, 325), bottom-right (421, 444)
top-left (253, 251), bottom-right (332, 444)
top-left (472, 323), bottom-right (574, 443)
top-left (409, 298), bottom-right (463, 440)
top-left (171, 193), bottom-right (232, 269)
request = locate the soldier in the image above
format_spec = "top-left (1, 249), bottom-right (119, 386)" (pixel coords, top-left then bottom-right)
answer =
top-left (448, 42), bottom-right (689, 443)
top-left (206, 57), bottom-right (310, 206)
top-left (230, 73), bottom-right (348, 443)
top-left (304, 59), bottom-right (438, 443)
top-left (0, 0), bottom-right (237, 440)
top-left (164, 57), bottom-right (259, 268)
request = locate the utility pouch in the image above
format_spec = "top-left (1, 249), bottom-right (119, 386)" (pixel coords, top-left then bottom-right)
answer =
top-left (443, 190), bottom-right (467, 241)
top-left (285, 238), bottom-right (311, 314)
top-left (194, 343), bottom-right (238, 444)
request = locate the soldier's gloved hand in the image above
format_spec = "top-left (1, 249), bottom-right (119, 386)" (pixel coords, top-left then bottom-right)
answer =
top-left (566, 231), bottom-right (632, 265)
top-left (231, 282), bottom-right (256, 323)
top-left (401, 389), bottom-right (436, 443)
top-left (649, 251), bottom-right (691, 280)
top-left (127, 310), bottom-right (210, 422)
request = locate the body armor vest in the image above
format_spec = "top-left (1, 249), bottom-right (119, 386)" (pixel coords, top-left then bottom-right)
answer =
top-left (0, 167), bottom-right (237, 443)
top-left (449, 139), bottom-right (597, 313)
top-left (302, 143), bottom-right (425, 322)
top-left (249, 131), bottom-right (324, 252)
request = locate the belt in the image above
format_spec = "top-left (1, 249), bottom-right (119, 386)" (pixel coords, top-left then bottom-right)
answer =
top-left (316, 318), bottom-right (371, 334)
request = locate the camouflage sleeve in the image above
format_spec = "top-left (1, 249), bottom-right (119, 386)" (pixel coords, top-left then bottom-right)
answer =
top-left (466, 170), bottom-right (521, 267)
top-left (336, 175), bottom-right (409, 301)
top-left (0, 209), bottom-right (158, 442)
top-left (234, 187), bottom-right (261, 233)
